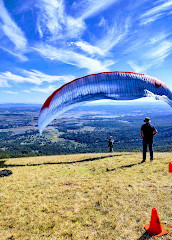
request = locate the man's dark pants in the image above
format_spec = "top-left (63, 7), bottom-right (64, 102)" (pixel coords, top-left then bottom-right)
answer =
top-left (143, 139), bottom-right (153, 161)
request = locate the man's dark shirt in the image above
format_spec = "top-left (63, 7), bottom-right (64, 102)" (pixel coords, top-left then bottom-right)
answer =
top-left (141, 123), bottom-right (155, 141)
top-left (108, 139), bottom-right (114, 146)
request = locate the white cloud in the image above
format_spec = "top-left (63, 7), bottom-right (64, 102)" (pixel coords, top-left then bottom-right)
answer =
top-left (76, 0), bottom-right (120, 20)
top-left (65, 16), bottom-right (85, 39)
top-left (23, 90), bottom-right (31, 93)
top-left (0, 46), bottom-right (28, 61)
top-left (140, 0), bottom-right (172, 25)
top-left (0, 69), bottom-right (74, 86)
top-left (36, 0), bottom-right (65, 39)
top-left (0, 79), bottom-right (9, 87)
top-left (0, 0), bottom-right (27, 50)
top-left (0, 71), bottom-right (39, 85)
top-left (127, 61), bottom-right (148, 73)
top-left (36, 0), bottom-right (85, 41)
top-left (144, 40), bottom-right (172, 62)
top-left (36, 0), bottom-right (121, 42)
top-left (97, 18), bottom-right (130, 53)
top-left (127, 38), bottom-right (172, 73)
top-left (125, 25), bottom-right (172, 72)
top-left (142, 0), bottom-right (172, 17)
top-left (98, 17), bottom-right (107, 27)
top-left (22, 70), bottom-right (74, 83)
top-left (3, 90), bottom-right (18, 94)
top-left (71, 41), bottom-right (105, 56)
top-left (148, 32), bottom-right (171, 45)
top-left (33, 44), bottom-right (115, 73)
top-left (32, 85), bottom-right (56, 93)
top-left (33, 0), bottom-right (126, 67)
top-left (140, 13), bottom-right (163, 25)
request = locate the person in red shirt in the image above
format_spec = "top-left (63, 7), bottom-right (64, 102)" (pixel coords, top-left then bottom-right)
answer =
top-left (140, 117), bottom-right (158, 163)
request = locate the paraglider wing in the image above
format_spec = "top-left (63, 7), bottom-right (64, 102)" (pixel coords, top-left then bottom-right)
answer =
top-left (38, 71), bottom-right (172, 134)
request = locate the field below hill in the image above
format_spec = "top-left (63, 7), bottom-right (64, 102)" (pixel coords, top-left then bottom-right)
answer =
top-left (0, 152), bottom-right (172, 240)
top-left (0, 103), bottom-right (172, 159)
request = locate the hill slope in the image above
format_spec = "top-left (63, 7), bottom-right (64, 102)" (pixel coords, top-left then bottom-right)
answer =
top-left (0, 152), bottom-right (172, 240)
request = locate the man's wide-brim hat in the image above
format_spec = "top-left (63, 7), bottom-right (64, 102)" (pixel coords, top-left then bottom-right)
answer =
top-left (144, 117), bottom-right (151, 122)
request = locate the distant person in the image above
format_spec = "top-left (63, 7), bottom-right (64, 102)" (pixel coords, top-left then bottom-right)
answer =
top-left (108, 136), bottom-right (114, 152)
top-left (140, 117), bottom-right (158, 163)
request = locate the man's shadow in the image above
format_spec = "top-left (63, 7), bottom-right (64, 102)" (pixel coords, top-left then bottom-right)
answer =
top-left (106, 162), bottom-right (143, 172)
top-left (0, 154), bottom-right (132, 168)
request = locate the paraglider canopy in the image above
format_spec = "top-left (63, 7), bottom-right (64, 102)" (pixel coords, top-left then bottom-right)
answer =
top-left (38, 71), bottom-right (172, 134)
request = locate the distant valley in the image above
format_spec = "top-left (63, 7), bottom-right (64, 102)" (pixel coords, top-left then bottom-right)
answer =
top-left (0, 101), bottom-right (171, 158)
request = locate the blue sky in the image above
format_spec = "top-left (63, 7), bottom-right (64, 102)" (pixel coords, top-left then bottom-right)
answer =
top-left (0, 0), bottom-right (172, 104)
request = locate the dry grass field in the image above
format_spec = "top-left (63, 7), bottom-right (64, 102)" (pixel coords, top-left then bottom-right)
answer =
top-left (0, 152), bottom-right (172, 240)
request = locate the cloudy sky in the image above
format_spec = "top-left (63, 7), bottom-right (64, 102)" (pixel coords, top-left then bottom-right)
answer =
top-left (0, 0), bottom-right (172, 104)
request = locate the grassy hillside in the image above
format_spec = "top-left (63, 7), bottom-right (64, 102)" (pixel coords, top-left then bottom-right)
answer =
top-left (0, 152), bottom-right (172, 240)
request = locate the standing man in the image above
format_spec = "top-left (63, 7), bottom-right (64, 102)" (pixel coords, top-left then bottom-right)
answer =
top-left (140, 117), bottom-right (158, 163)
top-left (108, 136), bottom-right (114, 152)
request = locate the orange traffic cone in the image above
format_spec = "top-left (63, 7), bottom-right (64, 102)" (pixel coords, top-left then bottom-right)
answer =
top-left (169, 162), bottom-right (172, 173)
top-left (144, 208), bottom-right (168, 237)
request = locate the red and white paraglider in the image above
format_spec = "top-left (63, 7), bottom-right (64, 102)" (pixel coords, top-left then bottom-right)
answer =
top-left (38, 71), bottom-right (172, 134)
